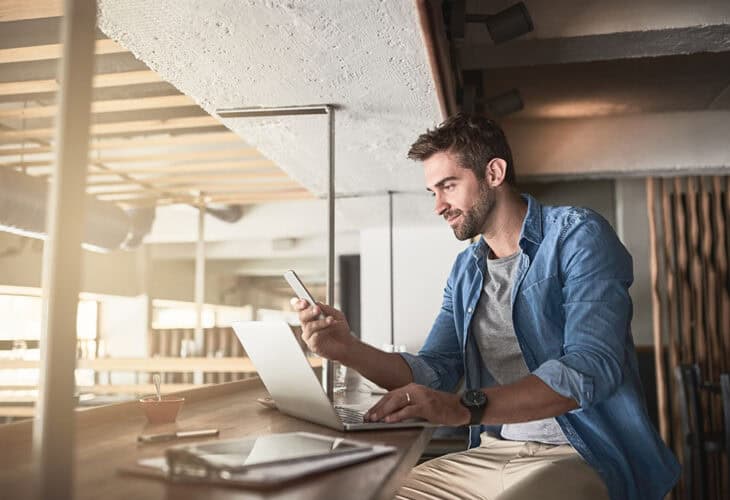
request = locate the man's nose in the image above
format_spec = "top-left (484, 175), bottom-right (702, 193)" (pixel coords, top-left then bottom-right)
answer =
top-left (433, 193), bottom-right (448, 216)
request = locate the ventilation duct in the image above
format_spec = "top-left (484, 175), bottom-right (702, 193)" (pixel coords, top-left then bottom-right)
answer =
top-left (204, 203), bottom-right (245, 223)
top-left (0, 168), bottom-right (148, 252)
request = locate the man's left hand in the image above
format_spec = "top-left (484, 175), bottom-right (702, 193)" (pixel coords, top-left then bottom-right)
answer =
top-left (364, 383), bottom-right (470, 426)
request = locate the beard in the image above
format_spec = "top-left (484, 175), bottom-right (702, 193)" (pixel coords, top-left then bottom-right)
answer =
top-left (444, 184), bottom-right (496, 241)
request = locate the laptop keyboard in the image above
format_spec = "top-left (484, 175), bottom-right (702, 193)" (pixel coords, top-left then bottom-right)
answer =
top-left (335, 406), bottom-right (365, 424)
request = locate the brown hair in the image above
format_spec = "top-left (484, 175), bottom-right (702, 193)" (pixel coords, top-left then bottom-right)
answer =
top-left (407, 113), bottom-right (516, 185)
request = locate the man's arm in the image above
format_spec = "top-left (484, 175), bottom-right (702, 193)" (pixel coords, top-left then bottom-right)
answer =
top-left (364, 375), bottom-right (577, 425)
top-left (293, 300), bottom-right (413, 390)
top-left (340, 339), bottom-right (413, 390)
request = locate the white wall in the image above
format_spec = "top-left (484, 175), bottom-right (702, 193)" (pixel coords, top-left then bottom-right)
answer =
top-left (360, 225), bottom-right (468, 352)
top-left (614, 178), bottom-right (653, 345)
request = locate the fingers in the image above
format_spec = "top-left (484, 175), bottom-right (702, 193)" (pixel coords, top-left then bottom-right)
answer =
top-left (365, 385), bottom-right (415, 422)
top-left (316, 302), bottom-right (342, 318)
top-left (299, 317), bottom-right (336, 342)
top-left (382, 404), bottom-right (420, 423)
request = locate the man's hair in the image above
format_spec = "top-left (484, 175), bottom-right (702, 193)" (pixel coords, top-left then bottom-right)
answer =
top-left (407, 113), bottom-right (516, 185)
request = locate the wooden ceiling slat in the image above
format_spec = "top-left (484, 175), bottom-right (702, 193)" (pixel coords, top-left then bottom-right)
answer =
top-left (87, 148), bottom-right (259, 163)
top-left (0, 1), bottom-right (61, 22)
top-left (0, 132), bottom-right (240, 156)
top-left (3, 148), bottom-right (260, 166)
top-left (97, 189), bottom-right (311, 202)
top-left (0, 94), bottom-right (196, 120)
top-left (85, 160), bottom-right (277, 175)
top-left (87, 171), bottom-right (289, 186)
top-left (0, 70), bottom-right (160, 97)
top-left (23, 160), bottom-right (278, 177)
top-left (87, 181), bottom-right (302, 195)
top-left (0, 39), bottom-right (125, 64)
top-left (0, 115), bottom-right (220, 141)
top-left (87, 131), bottom-right (241, 149)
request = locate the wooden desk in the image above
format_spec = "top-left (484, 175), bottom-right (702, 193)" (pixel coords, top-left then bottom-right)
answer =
top-left (0, 378), bottom-right (433, 499)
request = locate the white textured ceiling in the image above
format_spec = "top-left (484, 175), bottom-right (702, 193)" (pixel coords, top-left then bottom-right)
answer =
top-left (97, 0), bottom-right (442, 201)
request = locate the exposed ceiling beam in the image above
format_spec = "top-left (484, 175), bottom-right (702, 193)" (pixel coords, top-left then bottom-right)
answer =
top-left (0, 132), bottom-right (240, 156)
top-left (505, 110), bottom-right (730, 179)
top-left (0, 0), bottom-right (61, 22)
top-left (0, 94), bottom-right (196, 119)
top-left (0, 70), bottom-right (160, 97)
top-left (0, 38), bottom-right (125, 64)
top-left (0, 115), bottom-right (221, 141)
top-left (460, 24), bottom-right (730, 69)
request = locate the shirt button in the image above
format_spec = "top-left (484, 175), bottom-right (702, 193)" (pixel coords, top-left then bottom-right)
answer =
top-left (467, 307), bottom-right (473, 313)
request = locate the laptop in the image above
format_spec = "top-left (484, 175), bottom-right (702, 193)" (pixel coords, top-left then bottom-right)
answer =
top-left (232, 321), bottom-right (431, 431)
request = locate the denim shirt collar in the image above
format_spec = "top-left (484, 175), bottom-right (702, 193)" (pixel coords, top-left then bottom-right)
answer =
top-left (469, 193), bottom-right (543, 261)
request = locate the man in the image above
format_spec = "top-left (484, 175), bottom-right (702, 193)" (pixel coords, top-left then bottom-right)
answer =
top-left (293, 113), bottom-right (679, 500)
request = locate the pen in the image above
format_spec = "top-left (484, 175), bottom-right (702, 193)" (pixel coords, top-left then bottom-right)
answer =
top-left (137, 428), bottom-right (219, 443)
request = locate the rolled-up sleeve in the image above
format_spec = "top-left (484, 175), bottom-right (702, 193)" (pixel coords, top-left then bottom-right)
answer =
top-left (533, 359), bottom-right (595, 409)
top-left (534, 215), bottom-right (633, 410)
top-left (399, 352), bottom-right (440, 387)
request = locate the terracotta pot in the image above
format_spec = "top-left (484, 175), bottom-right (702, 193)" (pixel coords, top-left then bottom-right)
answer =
top-left (139, 395), bottom-right (185, 424)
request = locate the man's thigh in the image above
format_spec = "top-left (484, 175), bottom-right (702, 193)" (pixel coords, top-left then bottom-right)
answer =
top-left (395, 435), bottom-right (609, 500)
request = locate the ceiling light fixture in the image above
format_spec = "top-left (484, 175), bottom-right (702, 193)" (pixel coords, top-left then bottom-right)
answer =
top-left (449, 1), bottom-right (534, 45)
top-left (460, 70), bottom-right (524, 117)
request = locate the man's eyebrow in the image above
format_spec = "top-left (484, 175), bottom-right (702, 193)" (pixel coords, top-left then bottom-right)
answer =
top-left (426, 176), bottom-right (459, 192)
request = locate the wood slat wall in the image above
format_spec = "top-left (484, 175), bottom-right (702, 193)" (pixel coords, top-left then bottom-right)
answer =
top-left (647, 175), bottom-right (729, 500)
top-left (149, 327), bottom-right (249, 384)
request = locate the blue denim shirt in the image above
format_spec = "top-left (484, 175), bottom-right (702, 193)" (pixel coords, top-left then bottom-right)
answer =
top-left (400, 194), bottom-right (679, 500)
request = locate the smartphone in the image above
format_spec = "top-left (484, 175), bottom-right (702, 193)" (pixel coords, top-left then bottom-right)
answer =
top-left (283, 270), bottom-right (324, 319)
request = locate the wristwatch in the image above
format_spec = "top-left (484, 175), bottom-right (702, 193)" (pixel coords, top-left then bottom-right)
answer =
top-left (460, 389), bottom-right (488, 425)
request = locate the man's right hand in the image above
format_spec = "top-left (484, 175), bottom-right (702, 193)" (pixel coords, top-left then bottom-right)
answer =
top-left (291, 299), bottom-right (355, 363)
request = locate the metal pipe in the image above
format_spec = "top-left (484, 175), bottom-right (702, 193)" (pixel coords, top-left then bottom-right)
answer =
top-left (388, 191), bottom-right (395, 346)
top-left (324, 105), bottom-right (335, 400)
top-left (32, 1), bottom-right (96, 499)
top-left (194, 202), bottom-right (206, 359)
top-left (217, 105), bottom-right (329, 118)
top-left (215, 104), bottom-right (337, 399)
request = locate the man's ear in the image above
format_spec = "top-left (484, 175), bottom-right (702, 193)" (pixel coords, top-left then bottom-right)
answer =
top-left (485, 158), bottom-right (508, 187)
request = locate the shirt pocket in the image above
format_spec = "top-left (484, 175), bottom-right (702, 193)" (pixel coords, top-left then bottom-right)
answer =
top-left (517, 275), bottom-right (565, 359)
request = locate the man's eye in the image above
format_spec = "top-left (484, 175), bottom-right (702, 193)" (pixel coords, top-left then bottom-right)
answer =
top-left (444, 184), bottom-right (455, 191)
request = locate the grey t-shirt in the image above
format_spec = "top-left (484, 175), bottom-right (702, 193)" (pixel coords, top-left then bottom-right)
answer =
top-left (471, 250), bottom-right (569, 445)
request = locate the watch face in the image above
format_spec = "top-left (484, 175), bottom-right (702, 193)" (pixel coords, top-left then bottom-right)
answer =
top-left (464, 389), bottom-right (486, 407)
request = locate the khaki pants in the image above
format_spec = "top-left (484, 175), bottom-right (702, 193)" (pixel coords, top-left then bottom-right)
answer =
top-left (396, 433), bottom-right (610, 500)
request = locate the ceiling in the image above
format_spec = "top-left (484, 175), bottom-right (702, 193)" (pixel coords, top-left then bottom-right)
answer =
top-left (1, 0), bottom-right (729, 251)
top-left (0, 15), bottom-right (312, 209)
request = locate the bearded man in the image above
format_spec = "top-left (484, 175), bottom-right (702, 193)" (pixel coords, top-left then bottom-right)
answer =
top-left (293, 113), bottom-right (679, 500)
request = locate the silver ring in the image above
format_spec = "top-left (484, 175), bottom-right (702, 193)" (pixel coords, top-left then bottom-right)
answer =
top-left (405, 392), bottom-right (411, 404)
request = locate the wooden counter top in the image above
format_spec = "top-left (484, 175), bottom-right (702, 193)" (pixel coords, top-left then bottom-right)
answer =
top-left (0, 377), bottom-right (432, 500)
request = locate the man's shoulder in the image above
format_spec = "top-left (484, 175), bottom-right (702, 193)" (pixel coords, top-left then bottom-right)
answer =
top-left (540, 203), bottom-right (613, 241)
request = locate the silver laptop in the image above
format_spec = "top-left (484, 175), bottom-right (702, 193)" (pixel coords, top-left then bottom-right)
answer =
top-left (232, 321), bottom-right (431, 431)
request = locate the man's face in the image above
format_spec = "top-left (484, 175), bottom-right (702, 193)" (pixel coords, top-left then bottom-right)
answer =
top-left (424, 151), bottom-right (495, 241)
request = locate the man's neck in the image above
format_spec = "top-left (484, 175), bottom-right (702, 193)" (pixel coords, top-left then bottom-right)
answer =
top-left (482, 190), bottom-right (527, 259)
